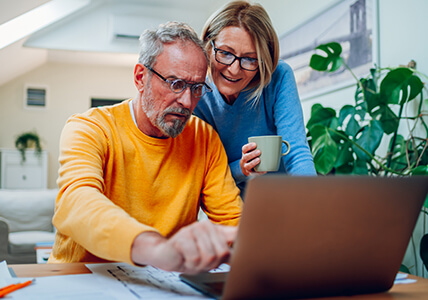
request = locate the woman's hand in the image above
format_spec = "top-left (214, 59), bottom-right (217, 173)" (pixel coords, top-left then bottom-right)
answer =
top-left (240, 142), bottom-right (267, 176)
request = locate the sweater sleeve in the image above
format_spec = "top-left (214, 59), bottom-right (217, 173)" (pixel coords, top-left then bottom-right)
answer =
top-left (52, 114), bottom-right (158, 264)
top-left (200, 128), bottom-right (243, 225)
top-left (272, 62), bottom-right (317, 175)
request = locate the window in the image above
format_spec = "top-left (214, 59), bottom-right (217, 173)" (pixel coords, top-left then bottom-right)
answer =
top-left (24, 85), bottom-right (48, 109)
top-left (91, 98), bottom-right (125, 108)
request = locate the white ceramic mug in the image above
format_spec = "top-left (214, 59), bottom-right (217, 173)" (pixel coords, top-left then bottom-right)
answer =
top-left (248, 135), bottom-right (291, 172)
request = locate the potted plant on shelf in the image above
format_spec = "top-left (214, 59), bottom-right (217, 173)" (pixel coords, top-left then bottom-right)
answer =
top-left (305, 42), bottom-right (428, 274)
top-left (15, 131), bottom-right (42, 163)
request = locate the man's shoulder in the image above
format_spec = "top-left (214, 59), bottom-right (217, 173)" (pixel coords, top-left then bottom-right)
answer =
top-left (68, 99), bottom-right (130, 124)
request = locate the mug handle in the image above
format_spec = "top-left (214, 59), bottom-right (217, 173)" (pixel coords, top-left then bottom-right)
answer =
top-left (281, 140), bottom-right (291, 156)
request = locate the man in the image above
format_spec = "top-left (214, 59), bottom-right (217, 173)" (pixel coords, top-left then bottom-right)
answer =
top-left (48, 22), bottom-right (243, 274)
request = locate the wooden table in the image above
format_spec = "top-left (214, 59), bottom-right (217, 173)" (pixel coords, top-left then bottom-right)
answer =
top-left (10, 264), bottom-right (428, 299)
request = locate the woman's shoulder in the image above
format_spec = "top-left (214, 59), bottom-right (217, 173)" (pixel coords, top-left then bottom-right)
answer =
top-left (272, 59), bottom-right (294, 78)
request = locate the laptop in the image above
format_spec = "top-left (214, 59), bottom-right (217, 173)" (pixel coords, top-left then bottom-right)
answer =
top-left (180, 175), bottom-right (428, 299)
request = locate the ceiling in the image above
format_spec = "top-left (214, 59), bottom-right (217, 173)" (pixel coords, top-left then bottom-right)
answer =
top-left (0, 0), bottom-right (330, 86)
top-left (0, 0), bottom-right (235, 85)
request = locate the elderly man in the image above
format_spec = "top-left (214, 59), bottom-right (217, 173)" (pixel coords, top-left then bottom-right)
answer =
top-left (49, 22), bottom-right (243, 274)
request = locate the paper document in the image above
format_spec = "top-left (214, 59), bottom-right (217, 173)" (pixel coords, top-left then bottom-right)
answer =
top-left (0, 260), bottom-right (32, 290)
top-left (394, 273), bottom-right (417, 284)
top-left (87, 263), bottom-right (208, 299)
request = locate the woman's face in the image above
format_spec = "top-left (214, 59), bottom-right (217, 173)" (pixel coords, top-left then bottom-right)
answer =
top-left (210, 26), bottom-right (258, 104)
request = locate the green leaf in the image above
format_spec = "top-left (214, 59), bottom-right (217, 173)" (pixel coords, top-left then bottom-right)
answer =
top-left (306, 104), bottom-right (337, 131)
top-left (371, 104), bottom-right (399, 134)
top-left (355, 77), bottom-right (376, 117)
top-left (380, 68), bottom-right (424, 105)
top-left (411, 165), bottom-right (428, 175)
top-left (310, 125), bottom-right (338, 175)
top-left (399, 264), bottom-right (411, 274)
top-left (354, 120), bottom-right (384, 161)
top-left (352, 158), bottom-right (369, 175)
top-left (338, 105), bottom-right (361, 137)
top-left (334, 141), bottom-right (354, 168)
top-left (309, 42), bottom-right (343, 72)
top-left (388, 135), bottom-right (408, 171)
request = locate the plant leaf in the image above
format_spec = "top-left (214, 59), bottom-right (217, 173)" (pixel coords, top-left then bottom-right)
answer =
top-left (309, 42), bottom-right (343, 72)
top-left (352, 158), bottom-right (369, 175)
top-left (310, 125), bottom-right (338, 175)
top-left (353, 120), bottom-right (384, 161)
top-left (371, 104), bottom-right (399, 134)
top-left (306, 104), bottom-right (337, 131)
top-left (388, 135), bottom-right (408, 171)
top-left (411, 165), bottom-right (428, 175)
top-left (334, 141), bottom-right (354, 168)
top-left (339, 105), bottom-right (361, 137)
top-left (380, 68), bottom-right (424, 105)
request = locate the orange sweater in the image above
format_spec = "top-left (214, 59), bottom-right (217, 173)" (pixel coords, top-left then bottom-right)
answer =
top-left (49, 99), bottom-right (242, 264)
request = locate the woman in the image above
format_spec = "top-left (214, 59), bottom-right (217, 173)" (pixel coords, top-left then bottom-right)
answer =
top-left (193, 1), bottom-right (316, 193)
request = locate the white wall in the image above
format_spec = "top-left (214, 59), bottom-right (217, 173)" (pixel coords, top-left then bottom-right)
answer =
top-left (0, 0), bottom-right (427, 275)
top-left (0, 62), bottom-right (136, 188)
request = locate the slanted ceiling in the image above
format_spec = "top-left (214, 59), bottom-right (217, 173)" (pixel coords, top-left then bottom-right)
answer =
top-left (23, 0), bottom-right (217, 54)
top-left (0, 0), bottom-right (231, 86)
top-left (0, 0), bottom-right (299, 86)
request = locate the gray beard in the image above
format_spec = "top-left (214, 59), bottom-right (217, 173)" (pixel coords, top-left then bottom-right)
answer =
top-left (141, 84), bottom-right (191, 138)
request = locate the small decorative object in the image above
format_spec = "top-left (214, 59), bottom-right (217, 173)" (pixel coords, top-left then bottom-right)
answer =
top-left (15, 131), bottom-right (42, 163)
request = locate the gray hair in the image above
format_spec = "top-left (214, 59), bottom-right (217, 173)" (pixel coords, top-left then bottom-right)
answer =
top-left (138, 21), bottom-right (208, 67)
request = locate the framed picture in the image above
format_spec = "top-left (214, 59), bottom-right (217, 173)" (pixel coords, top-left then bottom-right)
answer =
top-left (279, 0), bottom-right (379, 100)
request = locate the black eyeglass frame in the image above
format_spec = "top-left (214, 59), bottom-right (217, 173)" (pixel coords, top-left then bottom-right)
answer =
top-left (210, 41), bottom-right (259, 71)
top-left (144, 64), bottom-right (212, 98)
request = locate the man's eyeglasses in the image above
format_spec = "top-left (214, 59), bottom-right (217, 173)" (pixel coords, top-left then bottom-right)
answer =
top-left (144, 65), bottom-right (212, 98)
top-left (211, 41), bottom-right (259, 71)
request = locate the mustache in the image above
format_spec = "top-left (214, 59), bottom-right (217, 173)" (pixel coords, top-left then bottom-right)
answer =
top-left (162, 106), bottom-right (191, 119)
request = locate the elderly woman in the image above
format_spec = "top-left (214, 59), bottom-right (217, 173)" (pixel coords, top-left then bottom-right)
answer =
top-left (193, 0), bottom-right (316, 193)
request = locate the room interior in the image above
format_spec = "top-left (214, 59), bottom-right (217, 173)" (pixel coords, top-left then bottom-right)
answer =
top-left (0, 0), bottom-right (427, 275)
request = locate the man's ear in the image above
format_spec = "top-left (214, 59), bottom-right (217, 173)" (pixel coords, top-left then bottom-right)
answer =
top-left (134, 63), bottom-right (145, 92)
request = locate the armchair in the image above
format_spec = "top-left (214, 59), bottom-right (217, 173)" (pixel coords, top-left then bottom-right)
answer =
top-left (0, 189), bottom-right (57, 264)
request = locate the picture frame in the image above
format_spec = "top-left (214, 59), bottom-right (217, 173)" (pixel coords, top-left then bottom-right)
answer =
top-left (279, 0), bottom-right (379, 100)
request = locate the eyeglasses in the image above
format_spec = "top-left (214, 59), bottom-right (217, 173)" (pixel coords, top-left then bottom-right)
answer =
top-left (144, 65), bottom-right (212, 98)
top-left (211, 41), bottom-right (259, 71)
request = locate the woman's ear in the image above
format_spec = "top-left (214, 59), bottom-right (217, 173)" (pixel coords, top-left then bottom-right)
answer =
top-left (134, 63), bottom-right (145, 92)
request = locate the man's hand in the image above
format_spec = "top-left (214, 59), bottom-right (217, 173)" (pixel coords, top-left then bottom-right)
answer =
top-left (131, 220), bottom-right (237, 274)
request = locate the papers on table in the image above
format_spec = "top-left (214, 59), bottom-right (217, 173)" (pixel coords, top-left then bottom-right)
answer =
top-left (0, 259), bottom-right (417, 299)
top-left (0, 261), bottom-right (31, 290)
top-left (0, 260), bottom-right (217, 299)
top-left (395, 272), bottom-right (417, 284)
top-left (86, 263), bottom-right (207, 299)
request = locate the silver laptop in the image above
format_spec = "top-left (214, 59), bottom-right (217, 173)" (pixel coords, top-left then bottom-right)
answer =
top-left (180, 175), bottom-right (428, 299)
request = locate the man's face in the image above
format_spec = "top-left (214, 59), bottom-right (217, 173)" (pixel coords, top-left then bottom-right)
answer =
top-left (138, 41), bottom-right (207, 138)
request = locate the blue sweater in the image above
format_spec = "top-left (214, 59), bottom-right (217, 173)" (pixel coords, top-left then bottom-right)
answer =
top-left (194, 60), bottom-right (316, 191)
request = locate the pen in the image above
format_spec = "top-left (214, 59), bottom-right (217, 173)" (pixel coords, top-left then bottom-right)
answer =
top-left (0, 279), bottom-right (34, 298)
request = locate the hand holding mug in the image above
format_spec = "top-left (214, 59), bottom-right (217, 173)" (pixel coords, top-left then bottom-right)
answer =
top-left (240, 142), bottom-right (267, 176)
top-left (243, 136), bottom-right (290, 174)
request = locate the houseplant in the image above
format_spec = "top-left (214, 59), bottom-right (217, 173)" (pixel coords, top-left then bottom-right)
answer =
top-left (305, 42), bottom-right (428, 274)
top-left (15, 131), bottom-right (42, 163)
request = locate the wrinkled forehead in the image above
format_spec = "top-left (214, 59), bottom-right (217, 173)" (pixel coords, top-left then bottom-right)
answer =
top-left (155, 41), bottom-right (208, 81)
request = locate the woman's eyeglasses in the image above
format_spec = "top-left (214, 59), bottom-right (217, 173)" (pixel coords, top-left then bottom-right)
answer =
top-left (211, 41), bottom-right (259, 71)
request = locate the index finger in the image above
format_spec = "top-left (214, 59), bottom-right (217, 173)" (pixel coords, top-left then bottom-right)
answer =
top-left (242, 142), bottom-right (257, 154)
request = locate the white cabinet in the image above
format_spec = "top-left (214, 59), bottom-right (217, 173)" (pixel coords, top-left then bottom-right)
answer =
top-left (0, 148), bottom-right (48, 189)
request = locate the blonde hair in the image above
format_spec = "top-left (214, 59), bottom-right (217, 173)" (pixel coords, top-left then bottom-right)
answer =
top-left (201, 0), bottom-right (279, 104)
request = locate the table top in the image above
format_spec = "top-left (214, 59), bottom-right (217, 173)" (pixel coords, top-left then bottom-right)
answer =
top-left (10, 263), bottom-right (428, 299)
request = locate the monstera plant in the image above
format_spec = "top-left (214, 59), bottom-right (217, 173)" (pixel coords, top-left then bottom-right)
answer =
top-left (306, 42), bottom-right (428, 274)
